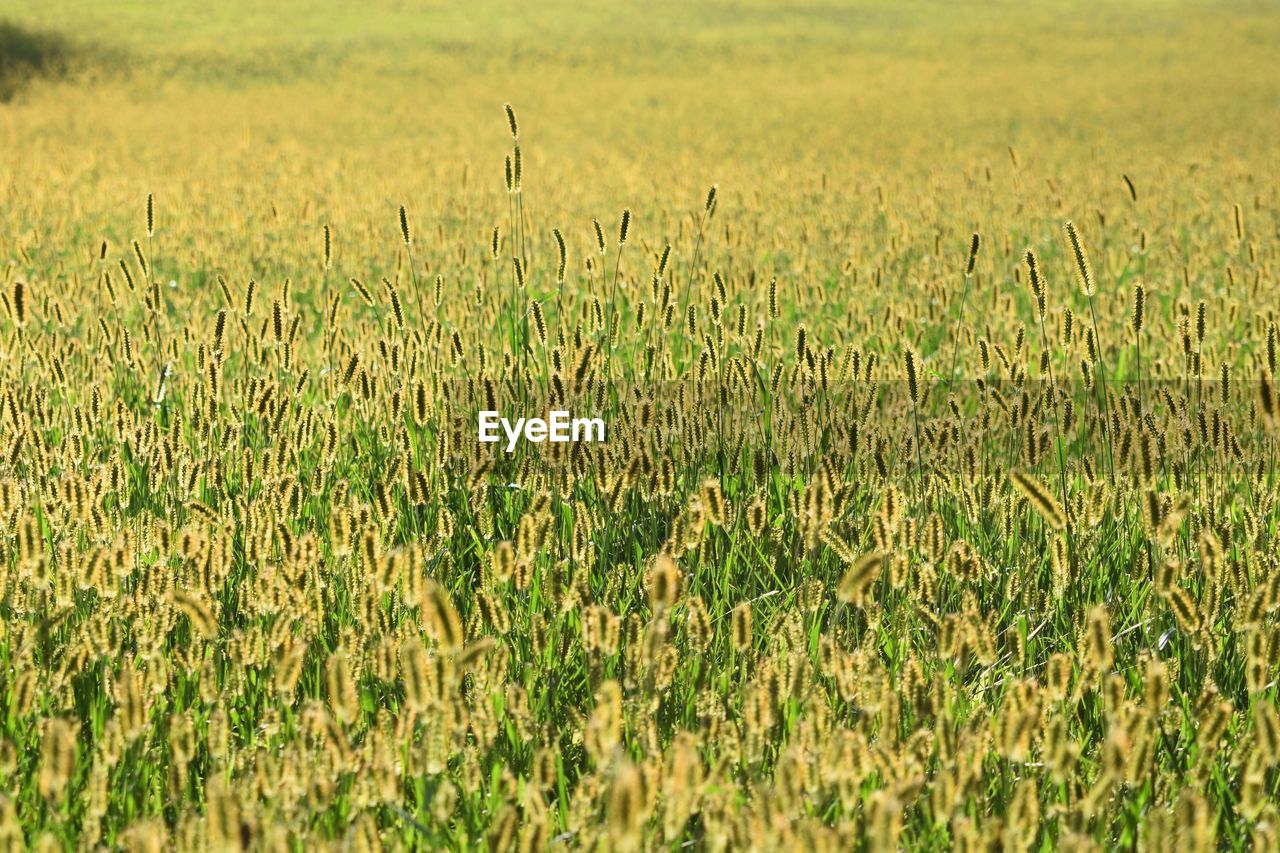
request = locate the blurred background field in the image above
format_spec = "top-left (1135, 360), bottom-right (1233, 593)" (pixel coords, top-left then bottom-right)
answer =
top-left (2, 1), bottom-right (1277, 319)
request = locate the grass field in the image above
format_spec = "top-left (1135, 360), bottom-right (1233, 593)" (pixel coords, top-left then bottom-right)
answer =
top-left (2, 1), bottom-right (1280, 849)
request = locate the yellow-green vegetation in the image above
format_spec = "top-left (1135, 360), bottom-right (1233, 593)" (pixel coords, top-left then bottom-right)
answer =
top-left (2, 1), bottom-right (1280, 849)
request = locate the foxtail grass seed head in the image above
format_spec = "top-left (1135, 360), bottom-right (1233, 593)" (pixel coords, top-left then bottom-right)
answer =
top-left (503, 101), bottom-right (518, 139)
top-left (553, 228), bottom-right (567, 282)
top-left (1132, 282), bottom-right (1145, 335)
top-left (133, 240), bottom-right (149, 278)
top-left (731, 602), bottom-right (752, 651)
top-left (1266, 322), bottom-right (1277, 375)
top-left (119, 258), bottom-right (136, 292)
top-left (12, 280), bottom-right (25, 327)
top-left (904, 346), bottom-right (919, 405)
top-left (1063, 220), bottom-right (1094, 297)
top-left (1024, 249), bottom-right (1046, 320)
top-left (399, 206), bottom-right (411, 247)
top-left (1258, 375), bottom-right (1277, 427)
top-left (531, 300), bottom-right (547, 345)
top-left (837, 552), bottom-right (885, 604)
top-left (350, 278), bottom-right (374, 307)
top-left (1010, 469), bottom-right (1067, 531)
top-left (383, 279), bottom-right (405, 330)
top-left (618, 209), bottom-right (631, 246)
top-left (965, 232), bottom-right (980, 276)
top-left (271, 300), bottom-right (283, 343)
top-left (593, 219), bottom-right (606, 254)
